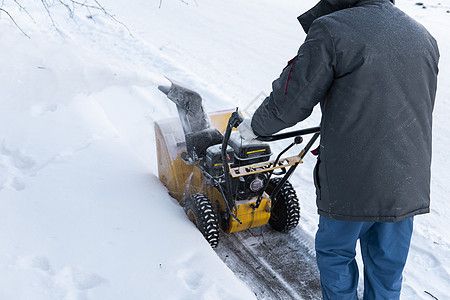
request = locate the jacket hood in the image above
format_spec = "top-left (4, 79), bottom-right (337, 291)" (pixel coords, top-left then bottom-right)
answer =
top-left (298, 0), bottom-right (394, 33)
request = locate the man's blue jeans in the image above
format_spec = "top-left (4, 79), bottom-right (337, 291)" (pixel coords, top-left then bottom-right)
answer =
top-left (315, 216), bottom-right (414, 300)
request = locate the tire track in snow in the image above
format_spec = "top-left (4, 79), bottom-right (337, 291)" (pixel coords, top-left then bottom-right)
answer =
top-left (216, 225), bottom-right (321, 300)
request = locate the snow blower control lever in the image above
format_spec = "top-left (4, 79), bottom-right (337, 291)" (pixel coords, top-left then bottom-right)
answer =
top-left (257, 126), bottom-right (320, 205)
top-left (220, 108), bottom-right (244, 221)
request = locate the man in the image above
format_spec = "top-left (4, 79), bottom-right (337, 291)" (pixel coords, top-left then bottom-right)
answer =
top-left (238, 0), bottom-right (439, 298)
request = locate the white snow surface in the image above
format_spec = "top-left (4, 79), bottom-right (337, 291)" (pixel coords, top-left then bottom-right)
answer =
top-left (1, 0), bottom-right (449, 299)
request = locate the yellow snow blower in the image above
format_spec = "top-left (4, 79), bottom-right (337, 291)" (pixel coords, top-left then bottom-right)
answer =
top-left (155, 80), bottom-right (320, 247)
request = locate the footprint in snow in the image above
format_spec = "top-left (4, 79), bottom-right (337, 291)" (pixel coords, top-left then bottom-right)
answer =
top-left (409, 244), bottom-right (440, 269)
top-left (15, 255), bottom-right (107, 299)
top-left (177, 268), bottom-right (203, 292)
top-left (1, 142), bottom-right (36, 170)
top-left (30, 103), bottom-right (58, 116)
top-left (17, 255), bottom-right (53, 273)
top-left (175, 253), bottom-right (207, 292)
top-left (400, 283), bottom-right (420, 299)
top-left (0, 142), bottom-right (36, 191)
top-left (54, 266), bottom-right (107, 291)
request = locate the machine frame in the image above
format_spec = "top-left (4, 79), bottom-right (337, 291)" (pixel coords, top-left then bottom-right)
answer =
top-left (156, 81), bottom-right (320, 247)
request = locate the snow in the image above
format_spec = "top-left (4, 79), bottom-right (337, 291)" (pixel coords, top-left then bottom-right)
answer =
top-left (0, 0), bottom-right (449, 299)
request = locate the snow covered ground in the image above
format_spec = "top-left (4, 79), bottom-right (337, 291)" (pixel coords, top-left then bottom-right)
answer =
top-left (1, 0), bottom-right (449, 299)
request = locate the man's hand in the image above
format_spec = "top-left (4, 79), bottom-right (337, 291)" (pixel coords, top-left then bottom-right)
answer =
top-left (238, 119), bottom-right (258, 142)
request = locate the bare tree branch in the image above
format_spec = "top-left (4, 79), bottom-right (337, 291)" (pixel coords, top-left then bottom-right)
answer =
top-left (52, 0), bottom-right (133, 36)
top-left (0, 7), bottom-right (30, 38)
top-left (3, 0), bottom-right (132, 38)
top-left (159, 0), bottom-right (199, 8)
top-left (57, 0), bottom-right (75, 19)
top-left (91, 0), bottom-right (132, 35)
top-left (13, 0), bottom-right (36, 23)
top-left (40, 0), bottom-right (65, 36)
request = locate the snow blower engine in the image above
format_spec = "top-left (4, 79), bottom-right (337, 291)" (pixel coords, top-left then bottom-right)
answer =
top-left (155, 80), bottom-right (320, 247)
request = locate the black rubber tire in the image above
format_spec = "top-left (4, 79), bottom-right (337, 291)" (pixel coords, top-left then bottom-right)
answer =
top-left (183, 194), bottom-right (220, 248)
top-left (266, 178), bottom-right (300, 232)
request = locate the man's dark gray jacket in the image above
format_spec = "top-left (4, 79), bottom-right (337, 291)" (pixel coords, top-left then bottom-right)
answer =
top-left (251, 0), bottom-right (439, 222)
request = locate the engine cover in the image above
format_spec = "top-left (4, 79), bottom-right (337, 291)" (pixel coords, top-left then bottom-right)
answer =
top-left (228, 132), bottom-right (271, 166)
top-left (204, 144), bottom-right (234, 177)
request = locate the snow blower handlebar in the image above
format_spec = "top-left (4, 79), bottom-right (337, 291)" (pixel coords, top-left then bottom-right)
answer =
top-left (256, 126), bottom-right (321, 142)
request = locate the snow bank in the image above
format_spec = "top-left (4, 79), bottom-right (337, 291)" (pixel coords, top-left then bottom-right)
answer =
top-left (0, 2), bottom-right (255, 299)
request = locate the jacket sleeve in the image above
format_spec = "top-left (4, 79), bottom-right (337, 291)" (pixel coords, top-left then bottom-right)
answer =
top-left (251, 20), bottom-right (335, 136)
